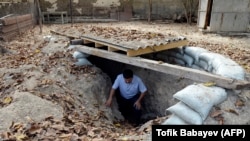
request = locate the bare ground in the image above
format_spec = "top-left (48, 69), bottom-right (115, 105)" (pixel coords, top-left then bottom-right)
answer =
top-left (0, 21), bottom-right (250, 140)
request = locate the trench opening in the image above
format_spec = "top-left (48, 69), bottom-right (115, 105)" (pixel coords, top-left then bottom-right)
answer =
top-left (73, 40), bottom-right (247, 126)
top-left (83, 43), bottom-right (195, 125)
top-left (88, 55), bottom-right (165, 124)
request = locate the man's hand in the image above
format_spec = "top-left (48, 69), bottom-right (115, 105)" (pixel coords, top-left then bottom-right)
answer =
top-left (134, 100), bottom-right (141, 110)
top-left (105, 97), bottom-right (112, 107)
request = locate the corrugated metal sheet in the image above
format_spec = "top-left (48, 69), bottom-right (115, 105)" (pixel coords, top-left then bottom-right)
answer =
top-left (77, 26), bottom-right (187, 50)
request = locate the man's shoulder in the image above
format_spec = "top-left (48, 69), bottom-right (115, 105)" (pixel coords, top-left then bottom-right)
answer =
top-left (116, 74), bottom-right (123, 80)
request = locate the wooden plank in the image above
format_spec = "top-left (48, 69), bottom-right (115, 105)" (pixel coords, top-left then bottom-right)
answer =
top-left (75, 45), bottom-right (250, 90)
top-left (95, 42), bottom-right (105, 47)
top-left (0, 14), bottom-right (32, 25)
top-left (50, 30), bottom-right (79, 39)
top-left (108, 46), bottom-right (120, 52)
top-left (81, 36), bottom-right (128, 52)
top-left (1, 19), bottom-right (33, 33)
top-left (127, 40), bottom-right (188, 56)
top-left (83, 39), bottom-right (93, 44)
top-left (0, 23), bottom-right (33, 41)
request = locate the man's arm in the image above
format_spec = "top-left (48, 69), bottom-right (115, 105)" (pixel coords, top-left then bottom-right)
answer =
top-left (105, 88), bottom-right (116, 107)
top-left (134, 91), bottom-right (147, 110)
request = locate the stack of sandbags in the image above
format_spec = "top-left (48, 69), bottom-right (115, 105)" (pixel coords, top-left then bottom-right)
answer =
top-left (162, 84), bottom-right (227, 125)
top-left (0, 14), bottom-right (34, 41)
top-left (198, 52), bottom-right (246, 80)
top-left (156, 46), bottom-right (246, 80)
top-left (73, 50), bottom-right (92, 66)
top-left (69, 39), bottom-right (92, 66)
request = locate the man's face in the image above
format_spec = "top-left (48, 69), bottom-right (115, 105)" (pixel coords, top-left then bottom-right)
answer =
top-left (124, 77), bottom-right (132, 84)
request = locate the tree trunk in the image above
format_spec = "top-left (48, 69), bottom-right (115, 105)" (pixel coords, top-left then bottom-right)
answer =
top-left (148, 0), bottom-right (152, 22)
top-left (35, 0), bottom-right (42, 33)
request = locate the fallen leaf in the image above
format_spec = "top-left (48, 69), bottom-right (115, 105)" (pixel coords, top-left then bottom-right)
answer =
top-left (114, 123), bottom-right (121, 127)
top-left (59, 133), bottom-right (72, 138)
top-left (3, 97), bottom-right (12, 104)
top-left (202, 82), bottom-right (216, 87)
top-left (225, 109), bottom-right (239, 115)
top-left (15, 133), bottom-right (27, 141)
top-left (35, 49), bottom-right (40, 53)
top-left (210, 110), bottom-right (223, 118)
top-left (235, 99), bottom-right (245, 107)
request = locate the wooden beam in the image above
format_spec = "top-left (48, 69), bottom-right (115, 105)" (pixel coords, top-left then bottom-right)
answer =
top-left (1, 19), bottom-right (33, 33)
top-left (83, 39), bottom-right (93, 44)
top-left (95, 42), bottom-right (105, 47)
top-left (75, 45), bottom-right (250, 90)
top-left (50, 30), bottom-right (79, 39)
top-left (108, 46), bottom-right (120, 52)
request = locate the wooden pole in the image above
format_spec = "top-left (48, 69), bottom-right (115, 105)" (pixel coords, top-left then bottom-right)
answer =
top-left (35, 0), bottom-right (42, 33)
top-left (70, 0), bottom-right (73, 27)
top-left (148, 0), bottom-right (152, 22)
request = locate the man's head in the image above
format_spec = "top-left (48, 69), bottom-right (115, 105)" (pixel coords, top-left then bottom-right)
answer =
top-left (123, 69), bottom-right (133, 83)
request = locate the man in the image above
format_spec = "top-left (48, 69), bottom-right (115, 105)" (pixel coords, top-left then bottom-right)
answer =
top-left (105, 69), bottom-right (147, 126)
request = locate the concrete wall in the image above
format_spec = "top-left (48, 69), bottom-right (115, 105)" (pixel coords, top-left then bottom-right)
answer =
top-left (198, 0), bottom-right (250, 32)
top-left (0, 2), bottom-right (33, 17)
top-left (210, 0), bottom-right (250, 32)
top-left (1, 0), bottom-right (198, 20)
top-left (132, 0), bottom-right (187, 19)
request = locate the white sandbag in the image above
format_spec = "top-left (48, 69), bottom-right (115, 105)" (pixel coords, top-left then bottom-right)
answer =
top-left (167, 51), bottom-right (194, 67)
top-left (168, 56), bottom-right (186, 66)
top-left (190, 64), bottom-right (203, 70)
top-left (214, 64), bottom-right (245, 80)
top-left (75, 58), bottom-right (92, 66)
top-left (67, 45), bottom-right (76, 50)
top-left (183, 46), bottom-right (208, 63)
top-left (207, 54), bottom-right (238, 71)
top-left (196, 60), bottom-right (213, 72)
top-left (173, 84), bottom-right (227, 120)
top-left (182, 54), bottom-right (194, 67)
top-left (166, 102), bottom-right (203, 124)
top-left (73, 51), bottom-right (89, 59)
top-left (161, 114), bottom-right (188, 125)
top-left (199, 52), bottom-right (222, 64)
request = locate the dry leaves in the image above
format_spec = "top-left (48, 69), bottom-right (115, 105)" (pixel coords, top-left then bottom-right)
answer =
top-left (210, 108), bottom-right (224, 125)
top-left (225, 109), bottom-right (239, 116)
top-left (1, 22), bottom-right (249, 140)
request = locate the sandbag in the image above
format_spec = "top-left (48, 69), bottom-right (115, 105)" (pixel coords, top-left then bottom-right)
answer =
top-left (199, 52), bottom-right (223, 64)
top-left (168, 56), bottom-right (186, 66)
top-left (166, 50), bottom-right (194, 67)
top-left (183, 46), bottom-right (208, 63)
top-left (166, 102), bottom-right (203, 124)
top-left (214, 65), bottom-right (245, 80)
top-left (191, 64), bottom-right (203, 70)
top-left (173, 84), bottom-right (227, 120)
top-left (73, 51), bottom-right (89, 59)
top-left (161, 114), bottom-right (188, 125)
top-left (75, 58), bottom-right (92, 66)
top-left (182, 54), bottom-right (194, 67)
top-left (195, 60), bottom-right (213, 72)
